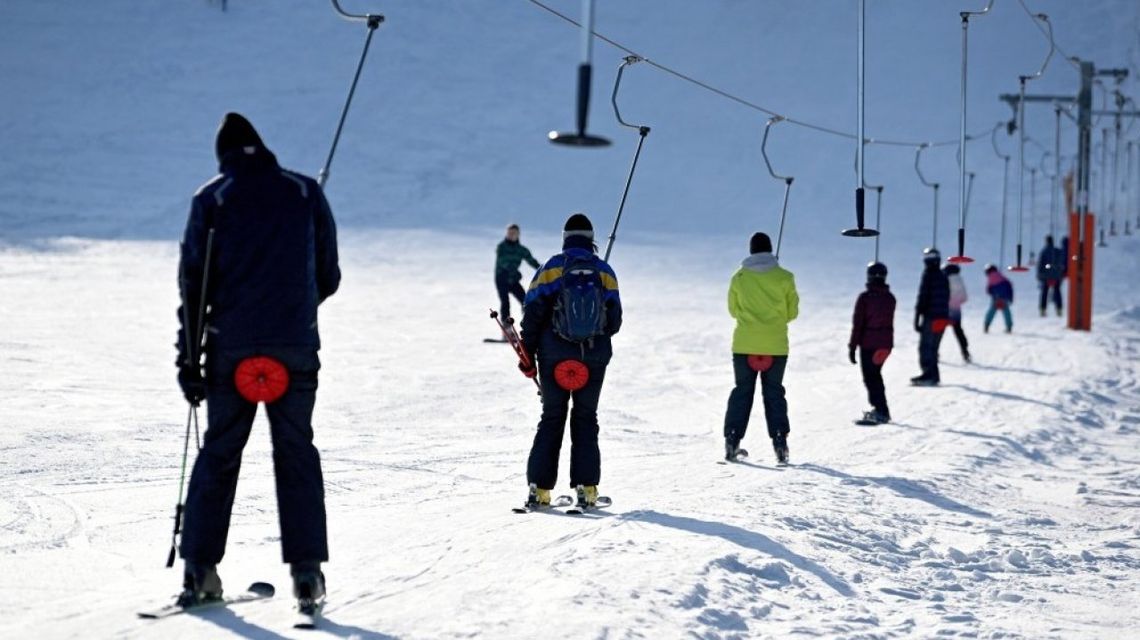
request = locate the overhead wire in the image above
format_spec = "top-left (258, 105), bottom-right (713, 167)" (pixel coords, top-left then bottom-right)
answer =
top-left (526, 0), bottom-right (993, 148)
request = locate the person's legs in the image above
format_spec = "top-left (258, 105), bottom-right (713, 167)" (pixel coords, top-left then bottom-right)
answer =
top-left (1002, 304), bottom-right (1014, 331)
top-left (568, 362), bottom-right (606, 487)
top-left (181, 367), bottom-right (258, 565)
top-left (930, 329), bottom-right (944, 382)
top-left (950, 310), bottom-right (969, 358)
top-left (495, 272), bottom-right (512, 321)
top-left (1038, 280), bottom-right (1048, 313)
top-left (984, 301), bottom-right (997, 332)
top-left (527, 358), bottom-right (572, 490)
top-left (918, 326), bottom-right (936, 379)
top-left (509, 279), bottom-right (527, 310)
top-left (723, 354), bottom-right (758, 447)
top-left (860, 348), bottom-right (889, 418)
top-left (759, 356), bottom-right (790, 439)
top-left (1051, 282), bottom-right (1063, 312)
top-left (264, 354), bottom-right (327, 564)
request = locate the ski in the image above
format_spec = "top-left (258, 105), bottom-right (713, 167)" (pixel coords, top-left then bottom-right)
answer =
top-left (511, 495), bottom-right (574, 514)
top-left (138, 582), bottom-right (275, 619)
top-left (293, 599), bottom-right (324, 629)
top-left (483, 338), bottom-right (508, 343)
top-left (561, 495), bottom-right (612, 516)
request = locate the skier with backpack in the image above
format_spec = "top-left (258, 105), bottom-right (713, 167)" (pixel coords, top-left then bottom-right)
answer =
top-left (175, 113), bottom-right (340, 618)
top-left (943, 263), bottom-right (971, 363)
top-left (519, 213), bottom-right (622, 511)
top-left (495, 223), bottom-right (541, 322)
top-left (723, 232), bottom-right (799, 464)
top-left (848, 262), bottom-right (896, 425)
top-left (912, 248), bottom-right (950, 387)
top-left (983, 264), bottom-right (1015, 333)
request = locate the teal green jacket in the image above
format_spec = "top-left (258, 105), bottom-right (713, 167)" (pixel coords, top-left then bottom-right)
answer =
top-left (496, 239), bottom-right (540, 280)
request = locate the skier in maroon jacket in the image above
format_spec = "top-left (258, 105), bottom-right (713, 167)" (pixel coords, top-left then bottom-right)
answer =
top-left (848, 262), bottom-right (896, 424)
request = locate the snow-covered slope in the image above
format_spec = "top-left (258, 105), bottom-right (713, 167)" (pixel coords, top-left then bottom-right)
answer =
top-left (2, 231), bottom-right (1139, 639)
top-left (2, 1), bottom-right (1140, 638)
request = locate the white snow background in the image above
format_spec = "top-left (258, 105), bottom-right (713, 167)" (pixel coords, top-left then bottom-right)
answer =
top-left (1, 1), bottom-right (1139, 638)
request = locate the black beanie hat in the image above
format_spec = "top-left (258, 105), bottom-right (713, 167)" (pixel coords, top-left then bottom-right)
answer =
top-left (563, 213), bottom-right (594, 239)
top-left (215, 112), bottom-right (265, 161)
top-left (750, 232), bottom-right (773, 255)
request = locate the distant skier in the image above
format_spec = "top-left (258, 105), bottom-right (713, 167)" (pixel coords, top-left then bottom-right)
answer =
top-left (983, 264), bottom-right (1015, 333)
top-left (176, 113), bottom-right (339, 612)
top-left (943, 263), bottom-right (971, 363)
top-left (724, 232), bottom-right (799, 464)
top-left (495, 223), bottom-right (541, 322)
top-left (848, 262), bottom-right (896, 425)
top-left (912, 248), bottom-right (949, 387)
top-left (1037, 234), bottom-right (1065, 317)
top-left (520, 214), bottom-right (622, 510)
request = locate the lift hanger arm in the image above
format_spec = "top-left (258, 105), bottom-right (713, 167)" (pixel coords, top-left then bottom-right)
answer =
top-left (330, 0), bottom-right (384, 25)
top-left (762, 117), bottom-right (793, 184)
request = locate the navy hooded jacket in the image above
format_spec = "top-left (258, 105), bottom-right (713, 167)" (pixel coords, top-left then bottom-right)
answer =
top-left (915, 263), bottom-right (950, 322)
top-left (520, 235), bottom-right (622, 365)
top-left (177, 123), bottom-right (340, 364)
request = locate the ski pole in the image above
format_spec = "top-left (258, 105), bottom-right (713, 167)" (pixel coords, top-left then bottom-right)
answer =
top-left (166, 404), bottom-right (196, 568)
top-left (320, 1), bottom-right (385, 187)
top-left (167, 229), bottom-right (214, 567)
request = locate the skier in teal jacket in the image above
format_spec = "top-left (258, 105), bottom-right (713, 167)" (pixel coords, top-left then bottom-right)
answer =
top-left (495, 224), bottom-right (540, 321)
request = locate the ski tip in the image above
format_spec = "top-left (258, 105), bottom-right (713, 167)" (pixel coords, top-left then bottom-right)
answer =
top-left (248, 582), bottom-right (276, 597)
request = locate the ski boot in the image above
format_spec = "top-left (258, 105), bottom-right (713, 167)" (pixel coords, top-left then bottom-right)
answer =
top-left (575, 484), bottom-right (599, 509)
top-left (773, 435), bottom-right (790, 465)
top-left (292, 562), bottom-right (326, 619)
top-left (179, 561), bottom-right (223, 607)
top-left (961, 349), bottom-right (971, 364)
top-left (525, 483), bottom-right (552, 509)
top-left (724, 439), bottom-right (749, 462)
top-left (859, 410), bottom-right (889, 425)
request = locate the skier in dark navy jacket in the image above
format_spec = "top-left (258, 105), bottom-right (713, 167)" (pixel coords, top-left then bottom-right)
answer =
top-left (912, 248), bottom-right (949, 386)
top-left (176, 113), bottom-right (339, 607)
top-left (519, 213), bottom-right (621, 509)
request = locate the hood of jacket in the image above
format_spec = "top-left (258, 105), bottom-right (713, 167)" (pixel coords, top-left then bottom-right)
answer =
top-left (741, 252), bottom-right (780, 273)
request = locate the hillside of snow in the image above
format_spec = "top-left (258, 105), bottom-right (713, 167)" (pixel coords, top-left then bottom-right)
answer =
top-left (1, 1), bottom-right (1139, 639)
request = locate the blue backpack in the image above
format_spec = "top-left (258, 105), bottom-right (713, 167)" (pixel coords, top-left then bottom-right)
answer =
top-left (552, 253), bottom-right (608, 343)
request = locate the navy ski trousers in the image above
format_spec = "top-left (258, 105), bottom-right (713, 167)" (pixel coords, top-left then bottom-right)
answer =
top-left (724, 354), bottom-right (790, 445)
top-left (181, 348), bottom-right (328, 565)
top-left (527, 357), bottom-right (606, 490)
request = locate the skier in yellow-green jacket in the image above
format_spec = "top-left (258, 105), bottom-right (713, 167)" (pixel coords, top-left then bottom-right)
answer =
top-left (724, 232), bottom-right (799, 465)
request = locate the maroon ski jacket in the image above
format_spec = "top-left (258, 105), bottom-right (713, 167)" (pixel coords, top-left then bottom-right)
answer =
top-left (849, 282), bottom-right (897, 351)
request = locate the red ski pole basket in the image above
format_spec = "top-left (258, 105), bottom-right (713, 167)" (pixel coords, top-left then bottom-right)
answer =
top-left (554, 359), bottom-right (590, 391)
top-left (234, 356), bottom-right (290, 404)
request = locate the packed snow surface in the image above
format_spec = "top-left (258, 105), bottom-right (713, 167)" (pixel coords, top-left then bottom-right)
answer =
top-left (1, 1), bottom-right (1139, 638)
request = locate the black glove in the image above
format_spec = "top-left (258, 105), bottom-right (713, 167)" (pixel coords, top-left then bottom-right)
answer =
top-left (914, 313), bottom-right (923, 333)
top-left (518, 359), bottom-right (537, 379)
top-left (848, 346), bottom-right (857, 365)
top-left (178, 365), bottom-right (206, 406)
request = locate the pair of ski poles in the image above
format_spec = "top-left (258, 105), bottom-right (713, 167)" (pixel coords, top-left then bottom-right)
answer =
top-left (490, 310), bottom-right (542, 398)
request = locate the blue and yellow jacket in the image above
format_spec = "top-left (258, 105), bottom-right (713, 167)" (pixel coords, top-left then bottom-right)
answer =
top-left (520, 235), bottom-right (622, 365)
